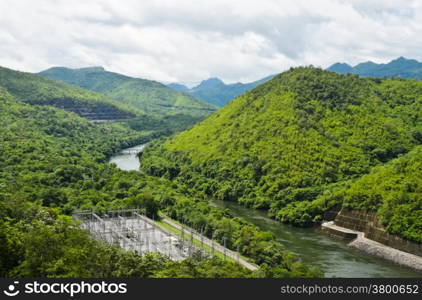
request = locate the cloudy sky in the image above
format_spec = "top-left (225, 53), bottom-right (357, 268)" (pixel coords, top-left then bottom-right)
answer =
top-left (0, 0), bottom-right (421, 85)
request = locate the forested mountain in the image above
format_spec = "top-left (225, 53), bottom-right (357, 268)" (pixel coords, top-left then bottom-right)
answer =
top-left (39, 67), bottom-right (216, 117)
top-left (327, 57), bottom-right (422, 80)
top-left (332, 145), bottom-right (422, 242)
top-left (0, 88), bottom-right (252, 277)
top-left (0, 86), bottom-right (318, 278)
top-left (167, 75), bottom-right (274, 107)
top-left (141, 67), bottom-right (422, 243)
top-left (0, 66), bottom-right (135, 120)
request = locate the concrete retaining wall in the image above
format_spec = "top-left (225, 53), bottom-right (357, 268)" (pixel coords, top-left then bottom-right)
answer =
top-left (334, 209), bottom-right (421, 257)
top-left (349, 236), bottom-right (422, 273)
top-left (321, 221), bottom-right (422, 273)
top-left (320, 222), bottom-right (358, 240)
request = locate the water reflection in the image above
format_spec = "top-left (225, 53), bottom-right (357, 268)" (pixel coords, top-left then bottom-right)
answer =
top-left (109, 144), bottom-right (146, 171)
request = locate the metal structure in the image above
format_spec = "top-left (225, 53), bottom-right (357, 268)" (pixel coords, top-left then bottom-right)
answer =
top-left (73, 209), bottom-right (205, 261)
top-left (120, 149), bottom-right (140, 154)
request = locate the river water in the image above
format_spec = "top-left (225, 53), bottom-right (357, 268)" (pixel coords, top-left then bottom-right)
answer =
top-left (110, 144), bottom-right (421, 278)
top-left (211, 199), bottom-right (420, 278)
top-left (109, 144), bottom-right (147, 171)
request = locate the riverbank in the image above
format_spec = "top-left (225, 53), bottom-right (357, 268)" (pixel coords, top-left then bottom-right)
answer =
top-left (322, 221), bottom-right (422, 273)
top-left (109, 143), bottom-right (147, 171)
top-left (110, 144), bottom-right (422, 277)
top-left (211, 199), bottom-right (421, 277)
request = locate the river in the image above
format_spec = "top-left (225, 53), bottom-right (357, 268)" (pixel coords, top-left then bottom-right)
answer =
top-left (109, 144), bottom-right (147, 171)
top-left (110, 144), bottom-right (421, 278)
top-left (211, 199), bottom-right (420, 278)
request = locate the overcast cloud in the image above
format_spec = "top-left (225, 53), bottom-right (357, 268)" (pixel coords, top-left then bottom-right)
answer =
top-left (0, 0), bottom-right (421, 84)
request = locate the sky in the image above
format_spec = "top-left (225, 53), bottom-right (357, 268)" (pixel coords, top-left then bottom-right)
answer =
top-left (0, 0), bottom-right (421, 85)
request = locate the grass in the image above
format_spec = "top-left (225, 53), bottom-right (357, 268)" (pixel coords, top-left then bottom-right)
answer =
top-left (154, 218), bottom-right (244, 264)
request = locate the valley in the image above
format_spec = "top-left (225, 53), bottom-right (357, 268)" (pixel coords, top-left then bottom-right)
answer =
top-left (39, 66), bottom-right (216, 117)
top-left (140, 67), bottom-right (422, 276)
top-left (1, 62), bottom-right (421, 279)
top-left (211, 199), bottom-right (420, 278)
top-left (110, 144), bottom-right (421, 277)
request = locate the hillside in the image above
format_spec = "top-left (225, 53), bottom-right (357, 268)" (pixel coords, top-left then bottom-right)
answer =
top-left (39, 67), bottom-right (216, 117)
top-left (0, 89), bottom-right (247, 277)
top-left (167, 75), bottom-right (274, 107)
top-left (0, 87), bottom-right (318, 278)
top-left (141, 67), bottom-right (422, 243)
top-left (167, 83), bottom-right (190, 93)
top-left (327, 56), bottom-right (422, 79)
top-left (328, 145), bottom-right (422, 242)
top-left (0, 66), bottom-right (135, 120)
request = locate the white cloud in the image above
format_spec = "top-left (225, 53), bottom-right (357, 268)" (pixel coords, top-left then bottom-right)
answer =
top-left (0, 0), bottom-right (421, 84)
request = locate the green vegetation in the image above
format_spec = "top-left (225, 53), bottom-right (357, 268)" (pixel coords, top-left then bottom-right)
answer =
top-left (39, 67), bottom-right (216, 117)
top-left (141, 67), bottom-right (422, 243)
top-left (168, 75), bottom-right (274, 107)
top-left (0, 64), bottom-right (210, 142)
top-left (151, 192), bottom-right (322, 277)
top-left (329, 146), bottom-right (422, 242)
top-left (0, 85), bottom-right (319, 277)
top-left (125, 113), bottom-right (205, 137)
top-left (154, 219), bottom-right (247, 264)
top-left (0, 66), bottom-right (135, 120)
top-left (0, 87), bottom-right (148, 210)
top-left (0, 199), bottom-right (251, 278)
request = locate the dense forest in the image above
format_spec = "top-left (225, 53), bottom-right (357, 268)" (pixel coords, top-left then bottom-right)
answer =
top-left (0, 83), bottom-right (320, 277)
top-left (39, 66), bottom-right (217, 136)
top-left (0, 66), bottom-right (135, 120)
top-left (39, 67), bottom-right (216, 117)
top-left (141, 67), bottom-right (422, 243)
top-left (0, 65), bottom-right (212, 138)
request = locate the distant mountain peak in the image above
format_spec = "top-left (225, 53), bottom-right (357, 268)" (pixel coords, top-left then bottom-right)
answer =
top-left (196, 77), bottom-right (224, 89)
top-left (355, 61), bottom-right (377, 67)
top-left (327, 62), bottom-right (353, 74)
top-left (327, 56), bottom-right (422, 79)
top-left (166, 75), bottom-right (275, 107)
top-left (41, 66), bottom-right (106, 74)
top-left (76, 66), bottom-right (105, 72)
top-left (38, 66), bottom-right (216, 117)
top-left (388, 56), bottom-right (418, 66)
top-left (166, 83), bottom-right (189, 93)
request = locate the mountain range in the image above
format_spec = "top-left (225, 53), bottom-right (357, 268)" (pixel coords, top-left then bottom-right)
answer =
top-left (169, 57), bottom-right (422, 108)
top-left (327, 56), bottom-right (422, 79)
top-left (39, 67), bottom-right (216, 117)
top-left (142, 67), bottom-right (422, 244)
top-left (0, 66), bottom-right (135, 121)
top-left (167, 75), bottom-right (274, 107)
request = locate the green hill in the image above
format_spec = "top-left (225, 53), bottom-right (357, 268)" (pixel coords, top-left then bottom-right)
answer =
top-left (39, 67), bottom-right (216, 117)
top-left (141, 67), bottom-right (422, 243)
top-left (0, 66), bottom-right (135, 120)
top-left (167, 75), bottom-right (274, 107)
top-left (0, 87), bottom-right (316, 278)
top-left (328, 145), bottom-right (422, 242)
top-left (327, 56), bottom-right (422, 80)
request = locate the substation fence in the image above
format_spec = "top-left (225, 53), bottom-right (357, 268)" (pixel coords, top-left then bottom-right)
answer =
top-left (73, 209), bottom-right (210, 261)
